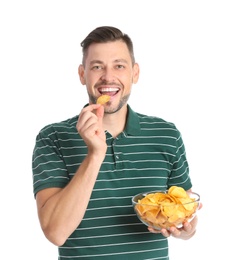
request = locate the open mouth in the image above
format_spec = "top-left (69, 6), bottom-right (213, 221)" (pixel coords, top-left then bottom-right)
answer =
top-left (98, 87), bottom-right (120, 97)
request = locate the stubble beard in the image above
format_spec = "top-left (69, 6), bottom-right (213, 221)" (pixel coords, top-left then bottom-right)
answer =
top-left (89, 94), bottom-right (130, 114)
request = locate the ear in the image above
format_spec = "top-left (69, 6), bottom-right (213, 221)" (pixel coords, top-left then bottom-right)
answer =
top-left (78, 64), bottom-right (86, 85)
top-left (132, 63), bottom-right (140, 84)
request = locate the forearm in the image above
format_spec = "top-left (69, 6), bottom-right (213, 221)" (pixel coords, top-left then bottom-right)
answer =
top-left (38, 153), bottom-right (103, 246)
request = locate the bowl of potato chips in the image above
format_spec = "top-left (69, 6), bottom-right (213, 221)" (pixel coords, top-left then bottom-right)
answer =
top-left (132, 186), bottom-right (200, 230)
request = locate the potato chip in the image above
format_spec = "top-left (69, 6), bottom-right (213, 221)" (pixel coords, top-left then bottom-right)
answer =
top-left (134, 186), bottom-right (199, 229)
top-left (168, 186), bottom-right (187, 198)
top-left (144, 208), bottom-right (160, 223)
top-left (96, 95), bottom-right (110, 104)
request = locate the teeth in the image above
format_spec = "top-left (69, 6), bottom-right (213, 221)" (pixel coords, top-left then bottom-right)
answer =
top-left (99, 87), bottom-right (119, 92)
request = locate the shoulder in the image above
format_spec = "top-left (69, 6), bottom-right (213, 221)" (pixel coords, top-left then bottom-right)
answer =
top-left (36, 115), bottom-right (78, 139)
top-left (127, 106), bottom-right (181, 138)
top-left (136, 112), bottom-right (178, 131)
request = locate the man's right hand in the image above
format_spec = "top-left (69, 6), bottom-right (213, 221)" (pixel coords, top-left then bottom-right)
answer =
top-left (76, 104), bottom-right (107, 158)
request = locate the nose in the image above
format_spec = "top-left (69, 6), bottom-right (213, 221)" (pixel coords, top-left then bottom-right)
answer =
top-left (100, 67), bottom-right (115, 82)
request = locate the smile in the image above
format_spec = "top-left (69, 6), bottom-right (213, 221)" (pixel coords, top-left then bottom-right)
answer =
top-left (98, 87), bottom-right (120, 96)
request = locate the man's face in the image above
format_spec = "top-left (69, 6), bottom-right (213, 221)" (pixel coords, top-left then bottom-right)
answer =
top-left (78, 40), bottom-right (139, 114)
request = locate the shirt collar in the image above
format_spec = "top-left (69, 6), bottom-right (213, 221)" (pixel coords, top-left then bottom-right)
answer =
top-left (82, 104), bottom-right (141, 136)
top-left (124, 105), bottom-right (141, 136)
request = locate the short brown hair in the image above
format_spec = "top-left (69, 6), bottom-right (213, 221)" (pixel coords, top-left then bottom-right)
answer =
top-left (81, 26), bottom-right (135, 65)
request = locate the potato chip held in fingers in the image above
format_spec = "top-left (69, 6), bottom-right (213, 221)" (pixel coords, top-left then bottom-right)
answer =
top-left (96, 95), bottom-right (110, 105)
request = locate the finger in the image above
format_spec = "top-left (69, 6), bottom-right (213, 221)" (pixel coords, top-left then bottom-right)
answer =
top-left (77, 104), bottom-right (102, 127)
top-left (78, 116), bottom-right (99, 135)
top-left (185, 215), bottom-right (198, 231)
top-left (160, 228), bottom-right (172, 238)
top-left (77, 111), bottom-right (97, 132)
top-left (198, 202), bottom-right (203, 210)
top-left (96, 105), bottom-right (104, 120)
top-left (182, 221), bottom-right (192, 232)
top-left (82, 104), bottom-right (101, 112)
top-left (148, 227), bottom-right (161, 234)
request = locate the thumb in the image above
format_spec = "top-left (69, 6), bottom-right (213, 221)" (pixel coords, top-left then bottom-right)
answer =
top-left (95, 106), bottom-right (105, 137)
top-left (96, 105), bottom-right (104, 120)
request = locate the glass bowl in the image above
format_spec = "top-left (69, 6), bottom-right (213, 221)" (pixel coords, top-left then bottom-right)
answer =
top-left (132, 189), bottom-right (200, 230)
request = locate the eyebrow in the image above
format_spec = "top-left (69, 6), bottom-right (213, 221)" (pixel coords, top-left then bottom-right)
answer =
top-left (89, 59), bottom-right (128, 65)
top-left (89, 60), bottom-right (103, 65)
top-left (114, 59), bottom-right (128, 64)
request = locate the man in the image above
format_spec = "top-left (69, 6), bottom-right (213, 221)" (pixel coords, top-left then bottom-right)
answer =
top-left (32, 26), bottom-right (199, 259)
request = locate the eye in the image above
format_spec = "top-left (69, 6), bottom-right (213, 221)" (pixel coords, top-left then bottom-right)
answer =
top-left (116, 64), bottom-right (125, 69)
top-left (92, 65), bottom-right (103, 70)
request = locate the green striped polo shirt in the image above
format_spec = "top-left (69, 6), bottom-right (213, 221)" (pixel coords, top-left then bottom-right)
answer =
top-left (32, 104), bottom-right (192, 260)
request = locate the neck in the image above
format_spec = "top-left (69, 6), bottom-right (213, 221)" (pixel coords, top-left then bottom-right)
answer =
top-left (102, 105), bottom-right (128, 138)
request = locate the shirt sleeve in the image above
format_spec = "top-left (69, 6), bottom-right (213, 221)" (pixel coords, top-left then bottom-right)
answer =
top-left (32, 125), bottom-right (70, 197)
top-left (167, 127), bottom-right (192, 191)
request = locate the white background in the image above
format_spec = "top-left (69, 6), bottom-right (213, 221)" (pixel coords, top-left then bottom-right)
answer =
top-left (1, 0), bottom-right (232, 259)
